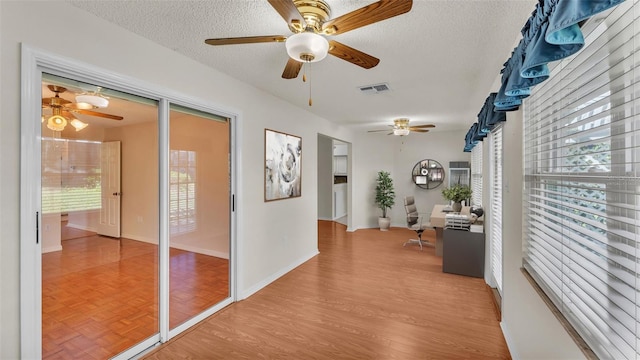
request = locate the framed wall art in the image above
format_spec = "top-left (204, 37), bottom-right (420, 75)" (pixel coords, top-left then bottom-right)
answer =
top-left (411, 159), bottom-right (444, 189)
top-left (265, 129), bottom-right (302, 201)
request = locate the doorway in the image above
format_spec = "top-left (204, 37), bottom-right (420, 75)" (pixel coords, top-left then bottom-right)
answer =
top-left (317, 134), bottom-right (351, 229)
top-left (21, 50), bottom-right (236, 359)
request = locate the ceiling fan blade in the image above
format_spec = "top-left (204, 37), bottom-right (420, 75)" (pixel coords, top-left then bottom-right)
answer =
top-left (410, 124), bottom-right (436, 129)
top-left (205, 35), bottom-right (287, 46)
top-left (282, 58), bottom-right (303, 79)
top-left (328, 40), bottom-right (380, 69)
top-left (64, 102), bottom-right (96, 110)
top-left (411, 129), bottom-right (430, 133)
top-left (367, 129), bottom-right (390, 133)
top-left (71, 109), bottom-right (123, 121)
top-left (267, 0), bottom-right (307, 29)
top-left (61, 111), bottom-right (78, 120)
top-left (322, 0), bottom-right (413, 35)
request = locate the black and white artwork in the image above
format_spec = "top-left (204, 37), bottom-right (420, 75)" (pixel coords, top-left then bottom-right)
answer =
top-left (265, 129), bottom-right (302, 201)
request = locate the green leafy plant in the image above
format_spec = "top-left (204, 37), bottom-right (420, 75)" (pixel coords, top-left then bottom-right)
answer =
top-left (441, 184), bottom-right (472, 203)
top-left (375, 171), bottom-right (395, 218)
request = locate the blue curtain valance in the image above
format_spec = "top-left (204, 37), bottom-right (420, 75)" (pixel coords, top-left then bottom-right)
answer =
top-left (464, 0), bottom-right (626, 151)
top-left (464, 93), bottom-right (506, 152)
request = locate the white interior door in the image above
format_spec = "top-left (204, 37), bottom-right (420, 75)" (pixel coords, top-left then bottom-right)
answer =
top-left (98, 141), bottom-right (121, 237)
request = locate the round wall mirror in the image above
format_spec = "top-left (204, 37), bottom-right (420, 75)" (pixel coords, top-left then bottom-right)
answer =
top-left (411, 159), bottom-right (444, 189)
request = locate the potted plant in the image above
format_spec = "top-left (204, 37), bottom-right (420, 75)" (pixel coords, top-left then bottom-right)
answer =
top-left (375, 170), bottom-right (395, 231)
top-left (441, 184), bottom-right (472, 212)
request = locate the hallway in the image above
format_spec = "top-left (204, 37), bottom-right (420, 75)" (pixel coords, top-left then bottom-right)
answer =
top-left (144, 221), bottom-right (508, 359)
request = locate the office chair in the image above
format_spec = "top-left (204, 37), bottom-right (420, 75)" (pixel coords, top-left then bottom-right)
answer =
top-left (403, 196), bottom-right (434, 251)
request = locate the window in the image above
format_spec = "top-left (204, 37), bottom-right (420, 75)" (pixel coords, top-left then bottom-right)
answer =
top-left (490, 126), bottom-right (503, 293)
top-left (169, 150), bottom-right (197, 235)
top-left (471, 144), bottom-right (483, 206)
top-left (41, 138), bottom-right (101, 214)
top-left (523, 2), bottom-right (638, 359)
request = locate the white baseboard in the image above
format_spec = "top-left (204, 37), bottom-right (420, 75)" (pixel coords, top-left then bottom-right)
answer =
top-left (170, 242), bottom-right (229, 259)
top-left (42, 245), bottom-right (62, 253)
top-left (239, 250), bottom-right (319, 300)
top-left (66, 222), bottom-right (97, 233)
top-left (121, 233), bottom-right (157, 244)
top-left (318, 216), bottom-right (333, 221)
top-left (500, 321), bottom-right (519, 360)
top-left (119, 234), bottom-right (229, 259)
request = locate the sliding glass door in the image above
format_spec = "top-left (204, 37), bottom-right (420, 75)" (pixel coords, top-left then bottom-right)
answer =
top-left (168, 105), bottom-right (230, 330)
top-left (40, 74), bottom-right (160, 359)
top-left (29, 69), bottom-right (235, 359)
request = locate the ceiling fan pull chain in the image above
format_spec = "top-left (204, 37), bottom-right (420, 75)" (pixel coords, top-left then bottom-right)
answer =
top-left (308, 63), bottom-right (313, 106)
top-left (302, 63), bottom-right (307, 83)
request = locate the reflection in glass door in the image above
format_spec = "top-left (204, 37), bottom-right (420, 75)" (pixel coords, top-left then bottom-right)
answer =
top-left (40, 74), bottom-right (160, 359)
top-left (168, 105), bottom-right (230, 329)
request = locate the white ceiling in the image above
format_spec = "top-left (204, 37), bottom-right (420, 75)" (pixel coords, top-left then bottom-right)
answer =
top-left (67, 0), bottom-right (536, 132)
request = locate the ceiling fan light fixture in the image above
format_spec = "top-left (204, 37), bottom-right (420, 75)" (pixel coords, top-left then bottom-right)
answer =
top-left (70, 119), bottom-right (89, 132)
top-left (285, 32), bottom-right (329, 63)
top-left (76, 94), bottom-right (109, 108)
top-left (393, 128), bottom-right (410, 136)
top-left (47, 115), bottom-right (67, 132)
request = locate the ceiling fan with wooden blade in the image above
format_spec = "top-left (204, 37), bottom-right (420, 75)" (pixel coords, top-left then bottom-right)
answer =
top-left (42, 85), bottom-right (123, 131)
top-left (204, 0), bottom-right (413, 78)
top-left (42, 85), bottom-right (123, 120)
top-left (368, 118), bottom-right (435, 136)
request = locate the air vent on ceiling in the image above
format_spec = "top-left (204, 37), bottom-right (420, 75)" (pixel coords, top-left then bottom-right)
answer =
top-left (358, 82), bottom-right (391, 94)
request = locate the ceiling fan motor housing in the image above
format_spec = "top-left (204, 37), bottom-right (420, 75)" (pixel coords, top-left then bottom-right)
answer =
top-left (394, 118), bottom-right (410, 129)
top-left (290, 0), bottom-right (331, 33)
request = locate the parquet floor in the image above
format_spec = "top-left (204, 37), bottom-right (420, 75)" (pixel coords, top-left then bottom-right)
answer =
top-left (42, 228), bottom-right (229, 359)
top-left (143, 221), bottom-right (510, 359)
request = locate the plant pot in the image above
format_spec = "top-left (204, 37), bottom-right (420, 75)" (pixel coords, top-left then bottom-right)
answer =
top-left (378, 217), bottom-right (391, 231)
top-left (452, 202), bottom-right (462, 212)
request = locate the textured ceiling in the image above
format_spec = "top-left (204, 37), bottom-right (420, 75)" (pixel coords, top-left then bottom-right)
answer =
top-left (67, 0), bottom-right (536, 132)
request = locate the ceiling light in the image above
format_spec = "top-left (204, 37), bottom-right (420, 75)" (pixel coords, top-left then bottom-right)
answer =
top-left (44, 107), bottom-right (88, 132)
top-left (393, 128), bottom-right (410, 136)
top-left (70, 119), bottom-right (88, 131)
top-left (47, 115), bottom-right (67, 132)
top-left (285, 32), bottom-right (329, 63)
top-left (76, 94), bottom-right (109, 108)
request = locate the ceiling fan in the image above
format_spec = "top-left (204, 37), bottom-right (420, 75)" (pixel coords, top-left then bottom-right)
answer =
top-left (76, 86), bottom-right (111, 109)
top-left (42, 85), bottom-right (123, 132)
top-left (204, 0), bottom-right (413, 80)
top-left (368, 118), bottom-right (435, 136)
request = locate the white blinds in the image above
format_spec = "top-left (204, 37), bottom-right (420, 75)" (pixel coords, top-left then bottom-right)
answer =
top-left (490, 126), bottom-right (503, 293)
top-left (41, 138), bottom-right (102, 214)
top-left (471, 145), bottom-right (483, 206)
top-left (523, 1), bottom-right (639, 359)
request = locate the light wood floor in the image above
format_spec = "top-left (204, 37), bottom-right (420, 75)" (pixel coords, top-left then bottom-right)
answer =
top-left (42, 225), bottom-right (229, 359)
top-left (143, 221), bottom-right (509, 359)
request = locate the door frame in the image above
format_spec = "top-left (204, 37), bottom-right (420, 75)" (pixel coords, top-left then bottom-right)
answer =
top-left (20, 44), bottom-right (239, 359)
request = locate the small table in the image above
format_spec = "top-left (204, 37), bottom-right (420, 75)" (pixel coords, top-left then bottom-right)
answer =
top-left (429, 204), bottom-right (471, 256)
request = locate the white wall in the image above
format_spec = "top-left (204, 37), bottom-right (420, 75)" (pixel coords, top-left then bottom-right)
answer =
top-left (0, 2), bottom-right (587, 359)
top-left (350, 130), bottom-right (471, 230)
top-left (351, 131), bottom-right (395, 229)
top-left (317, 135), bottom-right (333, 221)
top-left (389, 130), bottom-right (470, 228)
top-left (0, 2), bottom-right (357, 358)
top-left (41, 213), bottom-right (62, 253)
top-left (499, 109), bottom-right (584, 359)
top-left (104, 123), bottom-right (160, 243)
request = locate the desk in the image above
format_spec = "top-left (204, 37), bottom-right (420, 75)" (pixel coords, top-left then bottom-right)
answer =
top-left (429, 204), bottom-right (471, 256)
top-left (442, 229), bottom-right (485, 277)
